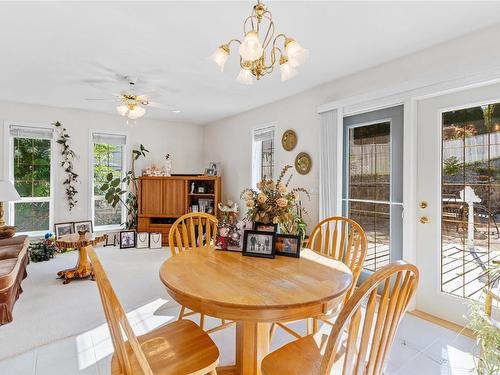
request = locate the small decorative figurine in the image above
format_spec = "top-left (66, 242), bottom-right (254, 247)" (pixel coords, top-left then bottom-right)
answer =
top-left (163, 153), bottom-right (172, 176)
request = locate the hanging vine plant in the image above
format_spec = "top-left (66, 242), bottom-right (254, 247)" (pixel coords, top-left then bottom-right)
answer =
top-left (54, 121), bottom-right (79, 210)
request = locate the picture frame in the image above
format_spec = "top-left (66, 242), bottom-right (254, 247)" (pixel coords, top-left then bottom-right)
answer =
top-left (275, 234), bottom-right (301, 258)
top-left (149, 232), bottom-right (162, 249)
top-left (54, 222), bottom-right (75, 239)
top-left (253, 222), bottom-right (278, 233)
top-left (74, 220), bottom-right (93, 234)
top-left (119, 231), bottom-right (136, 249)
top-left (242, 230), bottom-right (276, 259)
top-left (136, 232), bottom-right (149, 249)
top-left (204, 161), bottom-right (221, 176)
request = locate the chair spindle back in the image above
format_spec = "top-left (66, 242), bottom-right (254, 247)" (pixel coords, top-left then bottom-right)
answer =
top-left (320, 261), bottom-right (419, 375)
top-left (87, 246), bottom-right (153, 375)
top-left (308, 217), bottom-right (367, 299)
top-left (168, 212), bottom-right (218, 255)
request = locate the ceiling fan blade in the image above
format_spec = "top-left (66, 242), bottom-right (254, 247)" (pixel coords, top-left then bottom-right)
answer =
top-left (147, 101), bottom-right (173, 109)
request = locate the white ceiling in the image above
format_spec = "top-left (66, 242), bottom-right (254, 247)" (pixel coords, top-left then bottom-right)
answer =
top-left (1, 1), bottom-right (500, 125)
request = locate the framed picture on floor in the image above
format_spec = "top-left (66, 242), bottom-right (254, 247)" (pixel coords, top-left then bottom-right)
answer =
top-left (120, 231), bottom-right (136, 249)
top-left (136, 232), bottom-right (149, 248)
top-left (54, 222), bottom-right (75, 239)
top-left (275, 234), bottom-right (301, 258)
top-left (149, 233), bottom-right (162, 249)
top-left (242, 230), bottom-right (276, 259)
top-left (74, 220), bottom-right (93, 234)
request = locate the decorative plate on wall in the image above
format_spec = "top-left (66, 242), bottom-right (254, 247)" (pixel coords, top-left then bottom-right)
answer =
top-left (281, 129), bottom-right (297, 151)
top-left (295, 152), bottom-right (312, 175)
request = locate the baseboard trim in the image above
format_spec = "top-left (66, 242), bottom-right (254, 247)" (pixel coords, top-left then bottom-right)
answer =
top-left (409, 310), bottom-right (475, 339)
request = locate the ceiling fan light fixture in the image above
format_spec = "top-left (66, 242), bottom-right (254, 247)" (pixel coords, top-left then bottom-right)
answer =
top-left (285, 38), bottom-right (309, 67)
top-left (209, 45), bottom-right (230, 72)
top-left (116, 104), bottom-right (129, 116)
top-left (127, 106), bottom-right (146, 120)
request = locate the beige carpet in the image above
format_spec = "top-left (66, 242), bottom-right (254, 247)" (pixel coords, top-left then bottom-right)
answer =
top-left (0, 246), bottom-right (177, 361)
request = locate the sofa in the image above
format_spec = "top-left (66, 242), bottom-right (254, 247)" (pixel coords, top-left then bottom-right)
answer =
top-left (0, 235), bottom-right (29, 325)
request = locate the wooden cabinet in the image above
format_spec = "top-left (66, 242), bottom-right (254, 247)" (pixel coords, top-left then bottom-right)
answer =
top-left (140, 179), bottom-right (163, 216)
top-left (138, 176), bottom-right (221, 245)
top-left (162, 179), bottom-right (186, 216)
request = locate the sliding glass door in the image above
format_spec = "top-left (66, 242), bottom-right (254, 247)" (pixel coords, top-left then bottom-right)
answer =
top-left (343, 106), bottom-right (404, 277)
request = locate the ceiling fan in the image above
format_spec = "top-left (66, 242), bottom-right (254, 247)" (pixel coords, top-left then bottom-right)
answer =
top-left (85, 75), bottom-right (173, 120)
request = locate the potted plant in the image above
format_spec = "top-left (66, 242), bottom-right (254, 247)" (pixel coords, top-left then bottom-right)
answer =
top-left (100, 144), bottom-right (149, 229)
top-left (468, 260), bottom-right (500, 375)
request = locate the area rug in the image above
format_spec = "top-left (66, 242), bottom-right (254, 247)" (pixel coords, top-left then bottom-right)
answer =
top-left (0, 246), bottom-right (176, 361)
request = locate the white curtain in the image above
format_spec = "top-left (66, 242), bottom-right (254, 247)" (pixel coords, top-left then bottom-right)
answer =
top-left (319, 109), bottom-right (340, 220)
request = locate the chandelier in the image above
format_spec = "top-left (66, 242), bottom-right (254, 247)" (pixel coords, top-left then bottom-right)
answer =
top-left (116, 94), bottom-right (148, 120)
top-left (209, 0), bottom-right (308, 84)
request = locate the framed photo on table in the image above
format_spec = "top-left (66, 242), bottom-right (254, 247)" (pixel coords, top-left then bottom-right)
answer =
top-left (120, 231), bottom-right (136, 249)
top-left (242, 230), bottom-right (276, 259)
top-left (253, 222), bottom-right (278, 233)
top-left (74, 220), bottom-right (93, 234)
top-left (275, 234), bottom-right (301, 258)
top-left (54, 222), bottom-right (75, 239)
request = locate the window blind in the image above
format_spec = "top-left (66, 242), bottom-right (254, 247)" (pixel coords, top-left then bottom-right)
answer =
top-left (253, 126), bottom-right (275, 142)
top-left (92, 133), bottom-right (126, 146)
top-left (9, 125), bottom-right (53, 140)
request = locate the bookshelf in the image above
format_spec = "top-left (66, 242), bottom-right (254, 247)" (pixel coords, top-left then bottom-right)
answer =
top-left (137, 176), bottom-right (221, 245)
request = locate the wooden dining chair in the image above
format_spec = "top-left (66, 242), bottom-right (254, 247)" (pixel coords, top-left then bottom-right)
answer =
top-left (168, 212), bottom-right (233, 333)
top-left (262, 261), bottom-right (419, 375)
top-left (270, 216), bottom-right (367, 339)
top-left (87, 245), bottom-right (220, 375)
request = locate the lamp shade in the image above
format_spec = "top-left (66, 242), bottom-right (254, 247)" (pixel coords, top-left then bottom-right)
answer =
top-left (0, 180), bottom-right (20, 202)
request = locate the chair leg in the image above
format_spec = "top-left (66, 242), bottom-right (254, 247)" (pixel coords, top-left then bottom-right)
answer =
top-left (200, 313), bottom-right (205, 330)
top-left (178, 305), bottom-right (185, 320)
top-left (306, 318), bottom-right (313, 335)
top-left (269, 323), bottom-right (277, 341)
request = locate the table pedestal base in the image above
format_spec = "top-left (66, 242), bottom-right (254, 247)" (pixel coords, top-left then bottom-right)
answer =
top-left (217, 321), bottom-right (270, 375)
top-left (57, 247), bottom-right (94, 284)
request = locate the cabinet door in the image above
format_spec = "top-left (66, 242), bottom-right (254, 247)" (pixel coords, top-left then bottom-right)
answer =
top-left (140, 179), bottom-right (163, 215)
top-left (162, 179), bottom-right (186, 216)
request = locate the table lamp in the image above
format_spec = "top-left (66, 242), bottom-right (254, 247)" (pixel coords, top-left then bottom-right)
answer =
top-left (0, 180), bottom-right (20, 227)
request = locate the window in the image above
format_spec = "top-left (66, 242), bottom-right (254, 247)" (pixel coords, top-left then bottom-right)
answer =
top-left (441, 102), bottom-right (499, 301)
top-left (91, 133), bottom-right (126, 228)
top-left (8, 125), bottom-right (53, 233)
top-left (252, 125), bottom-right (275, 187)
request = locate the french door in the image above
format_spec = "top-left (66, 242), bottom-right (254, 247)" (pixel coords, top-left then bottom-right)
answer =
top-left (416, 83), bottom-right (500, 325)
top-left (343, 106), bottom-right (404, 280)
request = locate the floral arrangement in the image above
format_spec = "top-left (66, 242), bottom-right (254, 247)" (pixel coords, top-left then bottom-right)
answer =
top-left (240, 165), bottom-right (309, 232)
top-left (28, 233), bottom-right (59, 263)
top-left (54, 121), bottom-right (79, 211)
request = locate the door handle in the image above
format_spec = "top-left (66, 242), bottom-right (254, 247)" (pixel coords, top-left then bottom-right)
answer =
top-left (419, 216), bottom-right (430, 224)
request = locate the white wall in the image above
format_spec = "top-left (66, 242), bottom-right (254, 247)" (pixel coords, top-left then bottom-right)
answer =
top-left (203, 23), bottom-right (500, 232)
top-left (0, 101), bottom-right (204, 225)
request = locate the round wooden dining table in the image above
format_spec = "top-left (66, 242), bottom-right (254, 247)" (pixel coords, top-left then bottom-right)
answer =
top-left (159, 247), bottom-right (352, 375)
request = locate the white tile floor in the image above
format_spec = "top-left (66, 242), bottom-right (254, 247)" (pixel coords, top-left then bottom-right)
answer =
top-left (0, 303), bottom-right (478, 375)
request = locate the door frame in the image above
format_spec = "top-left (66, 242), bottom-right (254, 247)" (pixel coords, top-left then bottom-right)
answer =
top-left (318, 73), bottom-right (500, 312)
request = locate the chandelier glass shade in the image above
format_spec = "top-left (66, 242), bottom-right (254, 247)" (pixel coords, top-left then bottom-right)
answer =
top-left (210, 0), bottom-right (308, 83)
